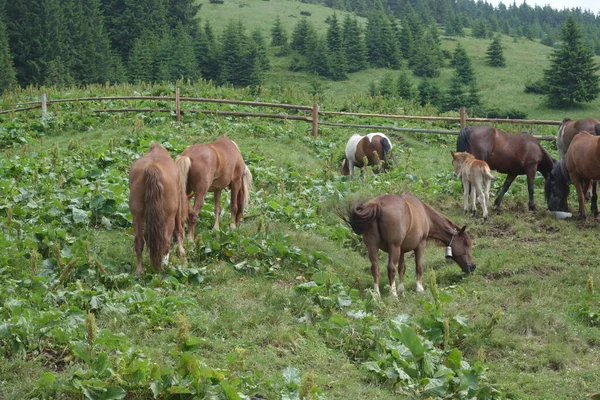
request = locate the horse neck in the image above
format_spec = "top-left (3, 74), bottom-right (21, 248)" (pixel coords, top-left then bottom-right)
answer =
top-left (538, 146), bottom-right (554, 176)
top-left (423, 204), bottom-right (458, 245)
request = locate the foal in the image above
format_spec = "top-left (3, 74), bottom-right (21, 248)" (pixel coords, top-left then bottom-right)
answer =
top-left (451, 151), bottom-right (496, 219)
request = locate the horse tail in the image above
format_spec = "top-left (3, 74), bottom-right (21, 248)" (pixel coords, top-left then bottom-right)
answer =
top-left (484, 165), bottom-right (497, 181)
top-left (380, 136), bottom-right (392, 165)
top-left (456, 127), bottom-right (471, 153)
top-left (175, 156), bottom-right (191, 228)
top-left (594, 124), bottom-right (600, 136)
top-left (349, 201), bottom-right (381, 235)
top-left (144, 164), bottom-right (167, 270)
top-left (241, 164), bottom-right (253, 208)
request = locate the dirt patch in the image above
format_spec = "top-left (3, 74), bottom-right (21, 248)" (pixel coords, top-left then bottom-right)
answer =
top-left (530, 265), bottom-right (563, 277)
top-left (486, 269), bottom-right (518, 280)
top-left (482, 221), bottom-right (516, 238)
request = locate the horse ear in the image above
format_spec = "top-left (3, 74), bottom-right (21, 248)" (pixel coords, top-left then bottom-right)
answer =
top-left (459, 225), bottom-right (467, 234)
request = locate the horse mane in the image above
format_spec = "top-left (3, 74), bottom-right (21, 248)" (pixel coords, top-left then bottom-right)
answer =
top-left (420, 201), bottom-right (461, 246)
top-left (595, 124), bottom-right (600, 136)
top-left (456, 127), bottom-right (472, 153)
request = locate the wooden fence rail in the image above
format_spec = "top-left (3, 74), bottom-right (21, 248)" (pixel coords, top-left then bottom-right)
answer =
top-left (3, 93), bottom-right (561, 140)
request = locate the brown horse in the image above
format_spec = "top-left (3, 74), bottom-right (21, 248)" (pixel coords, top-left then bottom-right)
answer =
top-left (546, 131), bottom-right (600, 219)
top-left (457, 125), bottom-right (554, 211)
top-left (341, 133), bottom-right (393, 177)
top-left (348, 193), bottom-right (476, 297)
top-left (176, 136), bottom-right (252, 240)
top-left (129, 143), bottom-right (188, 274)
top-left (556, 117), bottom-right (600, 159)
top-left (557, 118), bottom-right (600, 200)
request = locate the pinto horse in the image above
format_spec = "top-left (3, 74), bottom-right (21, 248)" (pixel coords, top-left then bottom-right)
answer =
top-left (129, 143), bottom-right (188, 274)
top-left (457, 125), bottom-right (554, 211)
top-left (546, 131), bottom-right (600, 219)
top-left (348, 193), bottom-right (476, 297)
top-left (176, 136), bottom-right (252, 240)
top-left (341, 132), bottom-right (393, 177)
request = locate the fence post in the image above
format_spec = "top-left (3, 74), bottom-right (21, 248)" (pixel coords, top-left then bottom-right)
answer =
top-left (41, 93), bottom-right (47, 117)
top-left (312, 103), bottom-right (319, 137)
top-left (459, 107), bottom-right (467, 128)
top-left (175, 88), bottom-right (181, 123)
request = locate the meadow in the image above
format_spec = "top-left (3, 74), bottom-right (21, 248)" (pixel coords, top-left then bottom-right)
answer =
top-left (0, 82), bottom-right (599, 399)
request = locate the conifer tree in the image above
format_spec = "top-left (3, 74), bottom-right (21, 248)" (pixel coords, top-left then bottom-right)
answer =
top-left (342, 15), bottom-right (367, 73)
top-left (471, 19), bottom-right (488, 39)
top-left (365, 12), bottom-right (400, 69)
top-left (326, 13), bottom-right (347, 80)
top-left (251, 29), bottom-right (270, 73)
top-left (396, 71), bottom-right (416, 101)
top-left (418, 79), bottom-right (441, 106)
top-left (442, 73), bottom-right (468, 111)
top-left (451, 43), bottom-right (475, 85)
top-left (271, 16), bottom-right (288, 47)
top-left (306, 36), bottom-right (331, 79)
top-left (196, 22), bottom-right (220, 81)
top-left (291, 18), bottom-right (316, 56)
top-left (0, 11), bottom-right (16, 92)
top-left (128, 31), bottom-right (159, 83)
top-left (219, 20), bottom-right (245, 86)
top-left (398, 20), bottom-right (413, 60)
top-left (170, 22), bottom-right (199, 81)
top-left (411, 27), bottom-right (443, 78)
top-left (485, 36), bottom-right (506, 67)
top-left (543, 15), bottom-right (600, 107)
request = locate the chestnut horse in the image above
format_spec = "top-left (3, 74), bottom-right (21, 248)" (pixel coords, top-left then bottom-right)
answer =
top-left (129, 143), bottom-right (188, 274)
top-left (556, 117), bottom-right (600, 159)
top-left (546, 131), bottom-right (600, 219)
top-left (348, 193), bottom-right (476, 297)
top-left (557, 118), bottom-right (600, 200)
top-left (457, 125), bottom-right (554, 211)
top-left (341, 132), bottom-right (393, 177)
top-left (176, 136), bottom-right (252, 240)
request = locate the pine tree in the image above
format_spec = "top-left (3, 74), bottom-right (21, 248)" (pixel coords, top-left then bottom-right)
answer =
top-left (342, 15), bottom-right (367, 73)
top-left (306, 36), bottom-right (331, 79)
top-left (196, 22), bottom-right (220, 81)
top-left (411, 27), bottom-right (443, 78)
top-left (170, 22), bottom-right (199, 81)
top-left (326, 13), bottom-right (347, 80)
top-left (442, 73), bottom-right (468, 111)
top-left (365, 12), bottom-right (400, 69)
top-left (4, 0), bottom-right (42, 85)
top-left (543, 15), bottom-right (600, 107)
top-left (471, 19), bottom-right (488, 39)
top-left (418, 79), bottom-right (441, 106)
top-left (0, 11), bottom-right (16, 92)
top-left (251, 29), bottom-right (270, 73)
top-left (486, 36), bottom-right (506, 67)
top-left (271, 16), bottom-right (288, 47)
top-left (219, 20), bottom-right (245, 86)
top-left (128, 31), bottom-right (159, 83)
top-left (291, 18), bottom-right (316, 56)
top-left (451, 43), bottom-right (475, 85)
top-left (396, 71), bottom-right (416, 101)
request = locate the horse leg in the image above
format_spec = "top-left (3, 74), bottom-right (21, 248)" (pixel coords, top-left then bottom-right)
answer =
top-left (397, 252), bottom-right (406, 296)
top-left (471, 181), bottom-right (478, 216)
top-left (462, 175), bottom-right (469, 214)
top-left (387, 245), bottom-right (400, 297)
top-left (366, 241), bottom-right (380, 297)
top-left (526, 168), bottom-right (536, 211)
top-left (189, 192), bottom-right (206, 241)
top-left (573, 177), bottom-right (587, 219)
top-left (229, 181), bottom-right (242, 230)
top-left (591, 180), bottom-right (598, 217)
top-left (586, 180), bottom-right (593, 201)
top-left (477, 182), bottom-right (487, 219)
top-left (494, 174), bottom-right (517, 211)
top-left (162, 217), bottom-right (176, 269)
top-left (213, 190), bottom-right (222, 231)
top-left (348, 159), bottom-right (355, 179)
top-left (415, 241), bottom-right (426, 292)
top-left (133, 214), bottom-right (144, 274)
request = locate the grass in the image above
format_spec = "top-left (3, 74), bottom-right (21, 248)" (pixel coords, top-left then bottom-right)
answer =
top-left (1, 83), bottom-right (600, 399)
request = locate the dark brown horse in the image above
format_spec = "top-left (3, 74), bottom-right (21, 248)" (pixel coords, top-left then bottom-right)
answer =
top-left (176, 136), bottom-right (252, 240)
top-left (341, 133), bottom-right (393, 177)
top-left (546, 131), bottom-right (600, 219)
top-left (556, 117), bottom-right (600, 159)
top-left (348, 193), bottom-right (475, 297)
top-left (457, 125), bottom-right (554, 211)
top-left (129, 143), bottom-right (188, 274)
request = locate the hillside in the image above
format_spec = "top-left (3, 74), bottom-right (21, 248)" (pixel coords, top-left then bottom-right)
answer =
top-left (200, 0), bottom-right (600, 124)
top-left (1, 82), bottom-right (600, 399)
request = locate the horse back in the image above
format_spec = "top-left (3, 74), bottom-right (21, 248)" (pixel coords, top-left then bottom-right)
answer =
top-left (559, 118), bottom-right (600, 158)
top-left (376, 194), bottom-right (429, 252)
top-left (566, 132), bottom-right (600, 181)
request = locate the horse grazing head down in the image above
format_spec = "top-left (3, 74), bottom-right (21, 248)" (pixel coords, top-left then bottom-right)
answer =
top-left (447, 225), bottom-right (476, 274)
top-left (341, 133), bottom-right (393, 177)
top-left (545, 160), bottom-right (570, 212)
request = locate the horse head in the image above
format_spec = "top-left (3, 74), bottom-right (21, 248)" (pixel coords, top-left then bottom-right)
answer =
top-left (545, 160), bottom-right (570, 212)
top-left (448, 225), bottom-right (476, 274)
top-left (340, 158), bottom-right (350, 175)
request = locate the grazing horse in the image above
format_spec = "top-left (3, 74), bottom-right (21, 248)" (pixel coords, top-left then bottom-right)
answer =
top-left (341, 132), bottom-right (393, 177)
top-left (546, 131), bottom-right (600, 219)
top-left (457, 125), bottom-right (554, 211)
top-left (556, 118), bottom-right (600, 200)
top-left (129, 143), bottom-right (188, 274)
top-left (348, 193), bottom-right (476, 297)
top-left (176, 136), bottom-right (252, 240)
top-left (556, 118), bottom-right (600, 159)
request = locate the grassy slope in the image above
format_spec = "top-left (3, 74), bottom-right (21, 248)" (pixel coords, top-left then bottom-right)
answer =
top-left (1, 83), bottom-right (599, 399)
top-left (200, 0), bottom-right (600, 124)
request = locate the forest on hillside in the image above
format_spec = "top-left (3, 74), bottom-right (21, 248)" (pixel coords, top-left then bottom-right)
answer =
top-left (1, 0), bottom-right (599, 96)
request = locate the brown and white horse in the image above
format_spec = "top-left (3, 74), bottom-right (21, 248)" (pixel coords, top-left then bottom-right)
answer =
top-left (176, 136), bottom-right (252, 240)
top-left (128, 143), bottom-right (188, 274)
top-left (341, 132), bottom-right (393, 177)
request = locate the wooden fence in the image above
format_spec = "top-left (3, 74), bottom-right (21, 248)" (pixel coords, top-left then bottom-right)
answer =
top-left (2, 90), bottom-right (561, 140)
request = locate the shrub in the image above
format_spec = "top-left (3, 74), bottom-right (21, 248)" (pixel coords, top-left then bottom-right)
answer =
top-left (524, 79), bottom-right (547, 94)
top-left (300, 10), bottom-right (311, 16)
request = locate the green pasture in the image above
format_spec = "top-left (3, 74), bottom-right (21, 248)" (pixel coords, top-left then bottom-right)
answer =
top-left (1, 82), bottom-right (599, 399)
